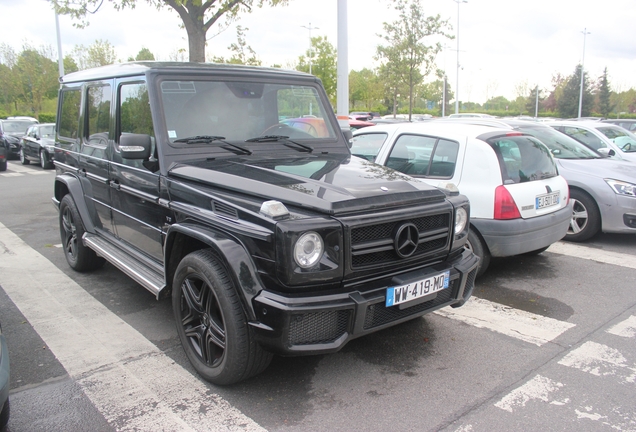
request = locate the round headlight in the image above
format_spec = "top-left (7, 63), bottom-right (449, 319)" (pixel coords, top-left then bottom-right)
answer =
top-left (455, 207), bottom-right (468, 234)
top-left (293, 232), bottom-right (323, 268)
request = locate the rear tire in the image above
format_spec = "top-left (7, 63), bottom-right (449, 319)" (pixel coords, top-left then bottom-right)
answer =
top-left (59, 194), bottom-right (105, 271)
top-left (19, 147), bottom-right (29, 165)
top-left (565, 189), bottom-right (600, 242)
top-left (0, 160), bottom-right (6, 172)
top-left (465, 228), bottom-right (490, 277)
top-left (173, 249), bottom-right (272, 385)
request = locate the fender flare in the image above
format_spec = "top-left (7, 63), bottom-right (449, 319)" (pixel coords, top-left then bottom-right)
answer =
top-left (54, 173), bottom-right (97, 233)
top-left (165, 223), bottom-right (267, 320)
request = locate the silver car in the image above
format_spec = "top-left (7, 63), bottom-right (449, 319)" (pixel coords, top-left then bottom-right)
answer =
top-left (548, 120), bottom-right (636, 162)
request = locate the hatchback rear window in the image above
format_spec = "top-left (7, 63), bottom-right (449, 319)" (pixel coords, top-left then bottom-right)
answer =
top-left (487, 136), bottom-right (557, 184)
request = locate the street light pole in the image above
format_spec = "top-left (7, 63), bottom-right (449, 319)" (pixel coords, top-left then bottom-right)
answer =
top-left (301, 22), bottom-right (319, 75)
top-left (453, 0), bottom-right (467, 114)
top-left (578, 28), bottom-right (591, 119)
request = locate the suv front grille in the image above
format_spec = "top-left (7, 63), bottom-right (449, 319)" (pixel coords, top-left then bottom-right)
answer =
top-left (350, 213), bottom-right (451, 268)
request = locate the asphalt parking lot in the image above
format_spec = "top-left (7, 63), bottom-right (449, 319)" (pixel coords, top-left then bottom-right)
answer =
top-left (1, 160), bottom-right (635, 432)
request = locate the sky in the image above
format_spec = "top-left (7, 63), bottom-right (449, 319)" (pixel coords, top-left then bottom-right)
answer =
top-left (1, 0), bottom-right (635, 105)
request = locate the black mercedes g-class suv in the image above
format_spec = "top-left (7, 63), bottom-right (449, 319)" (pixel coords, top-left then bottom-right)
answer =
top-left (52, 62), bottom-right (479, 385)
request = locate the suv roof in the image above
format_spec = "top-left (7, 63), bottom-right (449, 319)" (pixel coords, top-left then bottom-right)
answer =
top-left (61, 61), bottom-right (314, 84)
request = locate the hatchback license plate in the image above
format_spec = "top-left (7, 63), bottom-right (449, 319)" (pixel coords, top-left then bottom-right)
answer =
top-left (536, 192), bottom-right (560, 209)
top-left (386, 271), bottom-right (450, 307)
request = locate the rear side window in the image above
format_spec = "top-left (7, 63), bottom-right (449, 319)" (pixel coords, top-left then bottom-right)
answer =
top-left (488, 136), bottom-right (557, 184)
top-left (385, 134), bottom-right (458, 178)
top-left (59, 89), bottom-right (82, 139)
top-left (86, 85), bottom-right (112, 146)
top-left (560, 126), bottom-right (606, 151)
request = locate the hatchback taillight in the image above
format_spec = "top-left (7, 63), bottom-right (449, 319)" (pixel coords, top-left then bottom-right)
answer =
top-left (494, 185), bottom-right (521, 220)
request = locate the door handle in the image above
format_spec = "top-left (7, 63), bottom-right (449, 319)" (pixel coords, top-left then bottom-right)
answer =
top-left (109, 181), bottom-right (121, 190)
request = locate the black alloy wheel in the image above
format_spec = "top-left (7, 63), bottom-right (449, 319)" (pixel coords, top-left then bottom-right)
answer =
top-left (59, 195), bottom-right (104, 271)
top-left (40, 150), bottom-right (52, 169)
top-left (173, 249), bottom-right (272, 385)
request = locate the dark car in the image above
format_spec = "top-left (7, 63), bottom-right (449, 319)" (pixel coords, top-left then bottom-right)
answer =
top-left (0, 322), bottom-right (10, 432)
top-left (0, 144), bottom-right (7, 172)
top-left (52, 62), bottom-right (478, 385)
top-left (0, 118), bottom-right (39, 159)
top-left (19, 123), bottom-right (56, 169)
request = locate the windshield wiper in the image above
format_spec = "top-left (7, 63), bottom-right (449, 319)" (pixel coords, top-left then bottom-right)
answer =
top-left (173, 135), bottom-right (252, 155)
top-left (245, 135), bottom-right (313, 153)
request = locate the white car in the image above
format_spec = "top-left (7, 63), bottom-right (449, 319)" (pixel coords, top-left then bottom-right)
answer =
top-left (351, 122), bottom-right (572, 276)
top-left (548, 120), bottom-right (636, 162)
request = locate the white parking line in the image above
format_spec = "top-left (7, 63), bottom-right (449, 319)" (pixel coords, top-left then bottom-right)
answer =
top-left (434, 297), bottom-right (576, 346)
top-left (0, 222), bottom-right (266, 432)
top-left (547, 241), bottom-right (636, 269)
top-left (494, 374), bottom-right (565, 413)
top-left (607, 315), bottom-right (636, 338)
top-left (558, 341), bottom-right (636, 384)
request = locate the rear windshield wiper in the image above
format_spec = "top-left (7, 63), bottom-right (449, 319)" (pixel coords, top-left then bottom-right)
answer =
top-left (173, 135), bottom-right (252, 155)
top-left (245, 135), bottom-right (313, 153)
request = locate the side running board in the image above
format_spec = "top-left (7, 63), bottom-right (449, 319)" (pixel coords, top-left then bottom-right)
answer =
top-left (83, 234), bottom-right (166, 299)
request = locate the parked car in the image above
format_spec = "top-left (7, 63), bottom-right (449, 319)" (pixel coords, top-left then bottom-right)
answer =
top-left (447, 113), bottom-right (494, 119)
top-left (0, 321), bottom-right (10, 432)
top-left (19, 123), bottom-right (56, 169)
top-left (52, 62), bottom-right (478, 385)
top-left (601, 119), bottom-right (636, 133)
top-left (548, 120), bottom-right (636, 162)
top-left (0, 118), bottom-right (39, 159)
top-left (350, 111), bottom-right (374, 121)
top-left (348, 118), bottom-right (375, 130)
top-left (439, 118), bottom-right (636, 241)
top-left (0, 144), bottom-right (7, 172)
top-left (351, 122), bottom-right (571, 277)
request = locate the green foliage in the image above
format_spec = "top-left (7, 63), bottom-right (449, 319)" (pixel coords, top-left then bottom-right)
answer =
top-left (597, 68), bottom-right (613, 117)
top-left (375, 0), bottom-right (451, 119)
top-left (128, 47), bottom-right (156, 62)
top-left (210, 26), bottom-right (261, 66)
top-left (556, 65), bottom-right (593, 118)
top-left (73, 39), bottom-right (118, 69)
top-left (39, 113), bottom-right (57, 123)
top-left (296, 36), bottom-right (337, 105)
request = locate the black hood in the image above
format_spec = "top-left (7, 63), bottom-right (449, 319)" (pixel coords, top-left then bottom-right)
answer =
top-left (168, 154), bottom-right (446, 215)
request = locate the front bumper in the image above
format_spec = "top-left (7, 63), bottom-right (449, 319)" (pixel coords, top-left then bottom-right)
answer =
top-left (250, 249), bottom-right (479, 355)
top-left (473, 203), bottom-right (572, 257)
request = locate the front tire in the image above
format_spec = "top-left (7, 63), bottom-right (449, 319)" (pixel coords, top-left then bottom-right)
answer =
top-left (59, 195), bottom-right (105, 271)
top-left (565, 189), bottom-right (601, 242)
top-left (19, 147), bottom-right (29, 165)
top-left (465, 228), bottom-right (490, 277)
top-left (40, 150), bottom-right (53, 169)
top-left (0, 159), bottom-right (6, 172)
top-left (173, 249), bottom-right (272, 385)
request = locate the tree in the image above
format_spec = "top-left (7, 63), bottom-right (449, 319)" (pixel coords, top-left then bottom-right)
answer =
top-left (210, 26), bottom-right (261, 66)
top-left (597, 67), bottom-right (613, 118)
top-left (14, 45), bottom-right (59, 115)
top-left (525, 86), bottom-right (545, 116)
top-left (51, 0), bottom-right (290, 62)
top-left (349, 68), bottom-right (383, 112)
top-left (375, 0), bottom-right (451, 120)
top-left (73, 39), bottom-right (118, 70)
top-left (128, 47), bottom-right (156, 62)
top-left (296, 36), bottom-right (337, 105)
top-left (557, 65), bottom-right (593, 118)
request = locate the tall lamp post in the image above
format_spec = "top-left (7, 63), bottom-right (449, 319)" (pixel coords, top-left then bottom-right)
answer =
top-left (301, 22), bottom-right (319, 74)
top-left (453, 0), bottom-right (467, 114)
top-left (578, 28), bottom-right (591, 119)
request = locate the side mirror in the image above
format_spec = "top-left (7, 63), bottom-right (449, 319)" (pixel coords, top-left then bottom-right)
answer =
top-left (342, 128), bottom-right (353, 148)
top-left (597, 148), bottom-right (615, 157)
top-left (550, 148), bottom-right (561, 155)
top-left (119, 134), bottom-right (151, 160)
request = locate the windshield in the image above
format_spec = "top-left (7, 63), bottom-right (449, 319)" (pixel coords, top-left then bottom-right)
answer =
top-left (517, 125), bottom-right (599, 159)
top-left (3, 120), bottom-right (37, 133)
top-left (597, 126), bottom-right (636, 152)
top-left (39, 125), bottom-right (55, 137)
top-left (159, 79), bottom-right (337, 144)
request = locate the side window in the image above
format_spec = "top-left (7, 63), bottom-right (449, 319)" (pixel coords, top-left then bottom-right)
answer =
top-left (386, 134), bottom-right (437, 175)
top-left (429, 139), bottom-right (459, 178)
top-left (86, 84), bottom-right (112, 151)
top-left (59, 89), bottom-right (82, 139)
top-left (563, 127), bottom-right (605, 150)
top-left (118, 82), bottom-right (156, 169)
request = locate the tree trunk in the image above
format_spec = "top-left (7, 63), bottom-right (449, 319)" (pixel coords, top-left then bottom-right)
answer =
top-left (187, 26), bottom-right (207, 62)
